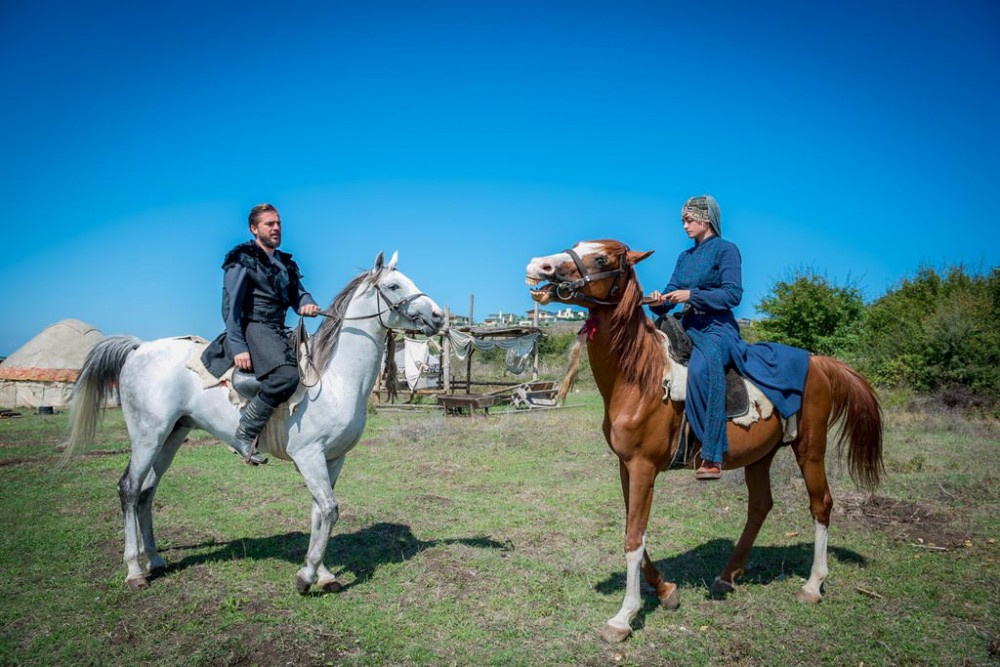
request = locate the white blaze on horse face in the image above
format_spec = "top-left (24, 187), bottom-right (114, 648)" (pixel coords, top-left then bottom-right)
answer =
top-left (572, 241), bottom-right (609, 259)
top-left (526, 242), bottom-right (606, 283)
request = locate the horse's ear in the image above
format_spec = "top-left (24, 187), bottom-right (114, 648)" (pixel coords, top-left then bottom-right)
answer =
top-left (371, 251), bottom-right (385, 276)
top-left (386, 251), bottom-right (398, 271)
top-left (628, 250), bottom-right (654, 265)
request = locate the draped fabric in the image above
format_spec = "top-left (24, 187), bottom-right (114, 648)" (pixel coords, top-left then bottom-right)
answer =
top-left (403, 338), bottom-right (430, 390)
top-left (447, 330), bottom-right (538, 374)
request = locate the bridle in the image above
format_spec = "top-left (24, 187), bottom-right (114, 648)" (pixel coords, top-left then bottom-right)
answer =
top-left (327, 280), bottom-right (432, 335)
top-left (303, 280), bottom-right (432, 390)
top-left (555, 247), bottom-right (629, 306)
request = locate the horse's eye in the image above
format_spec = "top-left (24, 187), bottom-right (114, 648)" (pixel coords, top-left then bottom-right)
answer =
top-left (388, 283), bottom-right (399, 291)
top-left (595, 256), bottom-right (607, 267)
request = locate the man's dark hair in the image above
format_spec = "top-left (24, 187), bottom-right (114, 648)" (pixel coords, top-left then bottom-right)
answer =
top-left (248, 203), bottom-right (278, 229)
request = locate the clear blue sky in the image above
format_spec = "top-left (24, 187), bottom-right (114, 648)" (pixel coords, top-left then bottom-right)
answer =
top-left (3, 1), bottom-right (999, 355)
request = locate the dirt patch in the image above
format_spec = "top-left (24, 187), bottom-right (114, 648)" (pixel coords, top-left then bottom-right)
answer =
top-left (836, 492), bottom-right (971, 548)
top-left (102, 566), bottom-right (356, 666)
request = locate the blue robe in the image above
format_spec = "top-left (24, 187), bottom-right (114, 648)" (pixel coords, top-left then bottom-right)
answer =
top-left (650, 236), bottom-right (809, 463)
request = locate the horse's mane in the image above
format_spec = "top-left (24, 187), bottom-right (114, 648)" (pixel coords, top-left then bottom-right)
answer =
top-left (310, 270), bottom-right (378, 371)
top-left (604, 246), bottom-right (664, 397)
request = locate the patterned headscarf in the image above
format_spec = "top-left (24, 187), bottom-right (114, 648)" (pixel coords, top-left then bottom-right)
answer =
top-left (681, 195), bottom-right (721, 237)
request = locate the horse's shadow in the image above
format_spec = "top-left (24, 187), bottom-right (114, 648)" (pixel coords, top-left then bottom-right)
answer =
top-left (595, 538), bottom-right (867, 628)
top-left (159, 522), bottom-right (509, 592)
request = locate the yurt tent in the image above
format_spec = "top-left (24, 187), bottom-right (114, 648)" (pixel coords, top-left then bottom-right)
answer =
top-left (0, 319), bottom-right (104, 408)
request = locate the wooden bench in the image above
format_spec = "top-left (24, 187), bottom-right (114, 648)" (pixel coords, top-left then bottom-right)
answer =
top-left (436, 393), bottom-right (496, 416)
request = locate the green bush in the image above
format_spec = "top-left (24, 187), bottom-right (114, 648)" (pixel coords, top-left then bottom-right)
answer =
top-left (750, 264), bottom-right (999, 408)
top-left (857, 265), bottom-right (1000, 403)
top-left (538, 329), bottom-right (578, 358)
top-left (752, 271), bottom-right (864, 356)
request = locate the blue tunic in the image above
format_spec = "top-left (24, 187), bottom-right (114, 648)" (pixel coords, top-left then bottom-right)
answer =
top-left (650, 236), bottom-right (809, 463)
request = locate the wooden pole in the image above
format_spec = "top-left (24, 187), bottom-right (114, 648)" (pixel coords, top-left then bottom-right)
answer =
top-left (532, 302), bottom-right (540, 381)
top-left (466, 294), bottom-right (474, 393)
top-left (442, 306), bottom-right (451, 394)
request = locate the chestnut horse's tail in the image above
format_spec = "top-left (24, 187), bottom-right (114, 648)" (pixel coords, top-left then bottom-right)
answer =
top-left (812, 355), bottom-right (885, 493)
top-left (556, 337), bottom-right (584, 404)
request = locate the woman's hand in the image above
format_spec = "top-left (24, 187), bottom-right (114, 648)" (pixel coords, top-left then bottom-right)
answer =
top-left (648, 290), bottom-right (667, 304)
top-left (664, 289), bottom-right (691, 304)
top-left (299, 304), bottom-right (321, 317)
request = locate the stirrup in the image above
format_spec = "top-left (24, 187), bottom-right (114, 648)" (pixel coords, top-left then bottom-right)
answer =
top-left (243, 437), bottom-right (268, 466)
top-left (233, 437), bottom-right (268, 466)
top-left (244, 450), bottom-right (268, 466)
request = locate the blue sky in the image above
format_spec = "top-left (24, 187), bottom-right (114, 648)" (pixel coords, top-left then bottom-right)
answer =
top-left (3, 1), bottom-right (998, 355)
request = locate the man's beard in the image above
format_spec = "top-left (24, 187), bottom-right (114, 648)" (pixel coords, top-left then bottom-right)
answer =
top-left (258, 234), bottom-right (281, 249)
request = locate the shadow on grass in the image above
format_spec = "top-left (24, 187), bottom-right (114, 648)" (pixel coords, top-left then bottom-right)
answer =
top-left (159, 522), bottom-right (509, 591)
top-left (595, 538), bottom-right (867, 629)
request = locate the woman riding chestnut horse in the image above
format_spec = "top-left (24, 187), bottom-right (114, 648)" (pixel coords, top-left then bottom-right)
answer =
top-left (525, 199), bottom-right (883, 643)
top-left (648, 195), bottom-right (810, 480)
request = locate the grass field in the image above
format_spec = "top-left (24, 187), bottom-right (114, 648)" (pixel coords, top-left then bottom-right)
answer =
top-left (1, 389), bottom-right (998, 666)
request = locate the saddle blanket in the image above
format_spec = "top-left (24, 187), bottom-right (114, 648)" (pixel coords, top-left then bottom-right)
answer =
top-left (656, 329), bottom-right (798, 443)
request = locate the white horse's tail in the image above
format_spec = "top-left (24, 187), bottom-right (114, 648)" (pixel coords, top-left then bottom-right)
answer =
top-left (63, 335), bottom-right (142, 462)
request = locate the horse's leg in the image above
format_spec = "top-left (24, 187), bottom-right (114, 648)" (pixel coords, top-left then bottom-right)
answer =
top-left (136, 422), bottom-right (190, 577)
top-left (601, 458), bottom-right (664, 643)
top-left (712, 447), bottom-right (778, 599)
top-left (315, 457), bottom-right (346, 592)
top-left (290, 450), bottom-right (342, 595)
top-left (118, 426), bottom-right (172, 589)
top-left (792, 437), bottom-right (833, 604)
top-left (620, 460), bottom-right (679, 609)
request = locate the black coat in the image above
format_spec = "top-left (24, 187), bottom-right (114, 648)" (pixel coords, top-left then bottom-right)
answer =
top-left (202, 241), bottom-right (316, 378)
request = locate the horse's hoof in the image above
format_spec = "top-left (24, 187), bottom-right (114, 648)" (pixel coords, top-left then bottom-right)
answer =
top-left (660, 584), bottom-right (680, 610)
top-left (319, 578), bottom-right (343, 593)
top-left (126, 576), bottom-right (148, 590)
top-left (599, 623), bottom-right (632, 643)
top-left (710, 577), bottom-right (734, 600)
top-left (294, 575), bottom-right (312, 595)
top-left (795, 588), bottom-right (823, 604)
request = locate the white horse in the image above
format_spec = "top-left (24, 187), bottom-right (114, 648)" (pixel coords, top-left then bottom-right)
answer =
top-left (65, 251), bottom-right (443, 592)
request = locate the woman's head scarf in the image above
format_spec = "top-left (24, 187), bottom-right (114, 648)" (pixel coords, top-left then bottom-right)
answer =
top-left (681, 195), bottom-right (721, 237)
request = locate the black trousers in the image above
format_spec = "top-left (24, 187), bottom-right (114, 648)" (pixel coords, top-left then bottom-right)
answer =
top-left (245, 322), bottom-right (299, 407)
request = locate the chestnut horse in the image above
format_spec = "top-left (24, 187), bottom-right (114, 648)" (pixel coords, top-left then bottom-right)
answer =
top-left (526, 240), bottom-right (883, 643)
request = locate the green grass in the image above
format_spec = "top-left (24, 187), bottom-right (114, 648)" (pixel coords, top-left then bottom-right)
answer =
top-left (0, 393), bottom-right (998, 666)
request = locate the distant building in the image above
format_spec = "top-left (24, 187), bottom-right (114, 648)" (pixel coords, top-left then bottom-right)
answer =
top-left (483, 312), bottom-right (518, 327)
top-left (555, 307), bottom-right (586, 321)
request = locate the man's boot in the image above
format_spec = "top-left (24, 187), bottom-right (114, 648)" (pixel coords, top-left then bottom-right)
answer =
top-left (232, 395), bottom-right (273, 465)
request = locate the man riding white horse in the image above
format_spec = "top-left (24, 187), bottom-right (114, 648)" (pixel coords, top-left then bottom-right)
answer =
top-left (202, 203), bottom-right (321, 465)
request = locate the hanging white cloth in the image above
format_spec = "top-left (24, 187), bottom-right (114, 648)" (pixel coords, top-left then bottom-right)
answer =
top-left (403, 339), bottom-right (430, 390)
top-left (446, 330), bottom-right (538, 375)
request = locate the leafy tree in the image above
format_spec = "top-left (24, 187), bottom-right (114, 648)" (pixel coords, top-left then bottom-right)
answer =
top-left (858, 265), bottom-right (1000, 402)
top-left (751, 271), bottom-right (864, 355)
